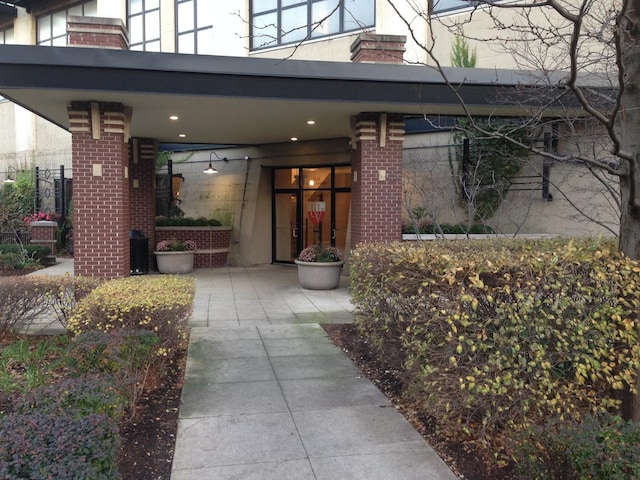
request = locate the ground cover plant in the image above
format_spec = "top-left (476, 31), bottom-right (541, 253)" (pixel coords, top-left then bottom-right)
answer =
top-left (349, 238), bottom-right (640, 475)
top-left (0, 275), bottom-right (194, 479)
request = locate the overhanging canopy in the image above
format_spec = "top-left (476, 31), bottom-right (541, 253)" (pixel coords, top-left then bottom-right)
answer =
top-left (0, 44), bottom-right (579, 146)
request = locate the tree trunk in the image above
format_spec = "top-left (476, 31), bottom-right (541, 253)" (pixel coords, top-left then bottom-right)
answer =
top-left (617, 0), bottom-right (640, 421)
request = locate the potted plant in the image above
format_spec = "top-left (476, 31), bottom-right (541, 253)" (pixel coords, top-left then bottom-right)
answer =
top-left (154, 239), bottom-right (197, 274)
top-left (294, 244), bottom-right (344, 290)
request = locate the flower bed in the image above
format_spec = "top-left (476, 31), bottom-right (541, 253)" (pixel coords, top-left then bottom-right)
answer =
top-left (155, 226), bottom-right (231, 268)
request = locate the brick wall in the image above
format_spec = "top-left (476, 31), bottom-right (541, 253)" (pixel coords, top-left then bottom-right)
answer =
top-left (69, 102), bottom-right (131, 278)
top-left (350, 113), bottom-right (405, 248)
top-left (68, 16), bottom-right (129, 50)
top-left (29, 221), bottom-right (57, 256)
top-left (155, 227), bottom-right (232, 268)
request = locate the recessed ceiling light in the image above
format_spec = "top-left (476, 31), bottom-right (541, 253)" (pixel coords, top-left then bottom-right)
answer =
top-left (307, 120), bottom-right (315, 125)
top-left (291, 137), bottom-right (298, 141)
top-left (170, 115), bottom-right (179, 120)
top-left (179, 133), bottom-right (186, 138)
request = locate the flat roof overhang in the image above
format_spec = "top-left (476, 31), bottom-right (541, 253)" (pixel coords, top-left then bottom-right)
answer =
top-left (0, 44), bottom-right (581, 145)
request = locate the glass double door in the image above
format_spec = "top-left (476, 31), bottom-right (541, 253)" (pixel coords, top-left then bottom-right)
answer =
top-left (273, 166), bottom-right (351, 263)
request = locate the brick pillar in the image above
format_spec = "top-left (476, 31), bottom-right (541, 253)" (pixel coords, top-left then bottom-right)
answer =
top-left (69, 102), bottom-right (132, 278)
top-left (68, 16), bottom-right (129, 50)
top-left (350, 113), bottom-right (405, 248)
top-left (350, 34), bottom-right (406, 64)
top-left (130, 138), bottom-right (157, 272)
top-left (29, 221), bottom-right (57, 256)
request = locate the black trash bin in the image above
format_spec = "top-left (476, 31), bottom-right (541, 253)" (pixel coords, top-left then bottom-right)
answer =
top-left (130, 229), bottom-right (149, 275)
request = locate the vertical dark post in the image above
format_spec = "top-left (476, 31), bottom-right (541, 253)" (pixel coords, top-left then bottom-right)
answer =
top-left (34, 166), bottom-right (40, 212)
top-left (167, 159), bottom-right (173, 213)
top-left (59, 165), bottom-right (66, 221)
top-left (542, 132), bottom-right (552, 201)
top-left (462, 138), bottom-right (470, 189)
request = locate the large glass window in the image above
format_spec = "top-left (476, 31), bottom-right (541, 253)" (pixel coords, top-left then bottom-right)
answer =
top-left (251, 0), bottom-right (374, 50)
top-left (128, 0), bottom-right (160, 52)
top-left (432, 0), bottom-right (480, 14)
top-left (0, 27), bottom-right (14, 44)
top-left (176, 0), bottom-right (214, 54)
top-left (37, 1), bottom-right (98, 46)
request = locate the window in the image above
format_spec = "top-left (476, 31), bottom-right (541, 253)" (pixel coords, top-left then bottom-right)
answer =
top-left (251, 0), bottom-right (374, 50)
top-left (432, 0), bottom-right (479, 14)
top-left (0, 27), bottom-right (14, 44)
top-left (176, 0), bottom-right (214, 54)
top-left (128, 0), bottom-right (160, 52)
top-left (37, 1), bottom-right (98, 46)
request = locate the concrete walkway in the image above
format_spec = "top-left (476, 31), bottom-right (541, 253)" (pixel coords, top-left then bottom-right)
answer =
top-left (27, 260), bottom-right (457, 479)
top-left (171, 265), bottom-right (457, 480)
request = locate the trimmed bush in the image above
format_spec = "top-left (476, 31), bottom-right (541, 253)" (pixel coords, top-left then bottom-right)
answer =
top-left (67, 276), bottom-right (194, 359)
top-left (0, 276), bottom-right (60, 335)
top-left (44, 274), bottom-right (103, 327)
top-left (156, 216), bottom-right (222, 226)
top-left (513, 414), bottom-right (640, 480)
top-left (402, 223), bottom-right (494, 235)
top-left (15, 374), bottom-right (127, 421)
top-left (66, 330), bottom-right (161, 412)
top-left (0, 412), bottom-right (120, 480)
top-left (350, 238), bottom-right (640, 465)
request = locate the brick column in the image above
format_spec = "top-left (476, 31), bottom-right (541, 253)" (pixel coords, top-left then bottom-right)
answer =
top-left (29, 221), bottom-right (57, 256)
top-left (130, 138), bottom-right (158, 272)
top-left (69, 102), bottom-right (131, 278)
top-left (350, 34), bottom-right (406, 64)
top-left (68, 16), bottom-right (129, 50)
top-left (350, 113), bottom-right (405, 248)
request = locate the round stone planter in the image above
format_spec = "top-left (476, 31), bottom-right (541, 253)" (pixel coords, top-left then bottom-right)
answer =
top-left (154, 251), bottom-right (195, 274)
top-left (294, 260), bottom-right (345, 290)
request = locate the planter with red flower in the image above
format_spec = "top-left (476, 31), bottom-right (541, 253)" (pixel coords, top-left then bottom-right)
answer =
top-left (294, 244), bottom-right (344, 290)
top-left (154, 239), bottom-right (197, 274)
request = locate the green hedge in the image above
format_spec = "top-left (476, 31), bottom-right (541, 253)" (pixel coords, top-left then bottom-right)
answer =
top-left (156, 216), bottom-right (222, 226)
top-left (350, 238), bottom-right (640, 466)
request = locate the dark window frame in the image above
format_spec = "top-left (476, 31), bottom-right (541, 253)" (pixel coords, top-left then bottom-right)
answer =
top-left (128, 0), bottom-right (161, 51)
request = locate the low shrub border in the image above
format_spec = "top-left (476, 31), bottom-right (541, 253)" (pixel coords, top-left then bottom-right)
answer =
top-left (350, 238), bottom-right (640, 468)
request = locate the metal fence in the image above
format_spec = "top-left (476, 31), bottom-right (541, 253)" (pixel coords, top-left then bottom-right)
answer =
top-left (0, 231), bottom-right (31, 245)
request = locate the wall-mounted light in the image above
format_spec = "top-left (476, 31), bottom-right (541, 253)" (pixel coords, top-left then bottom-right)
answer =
top-left (203, 151), bottom-right (229, 174)
top-left (3, 166), bottom-right (16, 183)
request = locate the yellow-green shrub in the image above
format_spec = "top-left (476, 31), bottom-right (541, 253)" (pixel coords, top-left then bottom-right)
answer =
top-left (350, 238), bottom-right (640, 465)
top-left (67, 276), bottom-right (195, 359)
top-left (44, 274), bottom-right (104, 328)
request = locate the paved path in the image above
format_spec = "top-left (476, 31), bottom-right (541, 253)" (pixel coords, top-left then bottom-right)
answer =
top-left (25, 260), bottom-right (457, 479)
top-left (171, 266), bottom-right (457, 480)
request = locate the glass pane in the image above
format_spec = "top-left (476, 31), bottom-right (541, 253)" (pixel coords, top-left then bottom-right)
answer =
top-left (37, 16), bottom-right (51, 42)
top-left (252, 12), bottom-right (277, 48)
top-left (131, 43), bottom-right (144, 51)
top-left (146, 10), bottom-right (160, 40)
top-left (302, 168), bottom-right (331, 189)
top-left (252, 0), bottom-right (277, 14)
top-left (52, 11), bottom-right (66, 37)
top-left (68, 5), bottom-right (82, 16)
top-left (303, 190), bottom-right (331, 248)
top-left (178, 32), bottom-right (195, 53)
top-left (274, 168), bottom-right (299, 189)
top-left (84, 1), bottom-right (98, 17)
top-left (197, 28), bottom-right (214, 54)
top-left (4, 29), bottom-right (14, 44)
top-left (130, 0), bottom-right (143, 15)
top-left (334, 192), bottom-right (351, 252)
top-left (146, 39), bottom-right (161, 51)
top-left (334, 166), bottom-right (352, 188)
top-left (178, 1), bottom-right (195, 33)
top-left (52, 35), bottom-right (67, 46)
top-left (343, 0), bottom-right (374, 30)
top-left (147, 0), bottom-right (160, 9)
top-left (197, 0), bottom-right (214, 28)
top-left (281, 5), bottom-right (307, 44)
top-left (311, 0), bottom-right (340, 37)
top-left (433, 0), bottom-right (471, 13)
top-left (274, 193), bottom-right (297, 262)
top-left (282, 0), bottom-right (304, 6)
top-left (130, 15), bottom-right (143, 44)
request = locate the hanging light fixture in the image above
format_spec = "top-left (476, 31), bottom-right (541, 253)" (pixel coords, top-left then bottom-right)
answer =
top-left (203, 152), bottom-right (218, 174)
top-left (4, 166), bottom-right (16, 183)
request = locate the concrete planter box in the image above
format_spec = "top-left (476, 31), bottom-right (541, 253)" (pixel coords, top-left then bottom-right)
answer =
top-left (294, 260), bottom-right (344, 290)
top-left (154, 251), bottom-right (195, 274)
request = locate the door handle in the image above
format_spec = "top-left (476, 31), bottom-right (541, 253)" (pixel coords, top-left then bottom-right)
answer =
top-left (332, 229), bottom-right (336, 239)
top-left (292, 228), bottom-right (298, 238)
